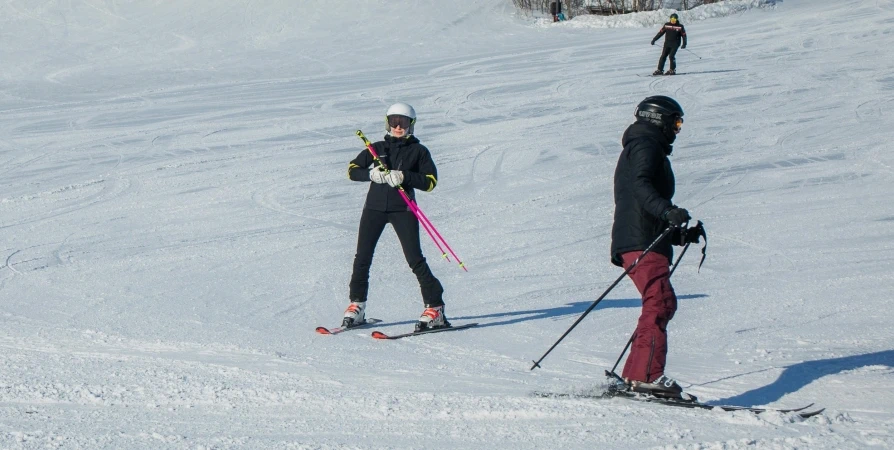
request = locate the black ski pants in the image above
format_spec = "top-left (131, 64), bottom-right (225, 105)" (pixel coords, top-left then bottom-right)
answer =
top-left (657, 46), bottom-right (679, 72)
top-left (349, 208), bottom-right (444, 306)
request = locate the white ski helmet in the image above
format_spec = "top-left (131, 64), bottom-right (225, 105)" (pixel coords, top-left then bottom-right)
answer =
top-left (385, 102), bottom-right (416, 136)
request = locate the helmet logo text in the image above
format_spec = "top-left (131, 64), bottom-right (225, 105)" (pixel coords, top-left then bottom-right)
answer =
top-left (638, 110), bottom-right (663, 120)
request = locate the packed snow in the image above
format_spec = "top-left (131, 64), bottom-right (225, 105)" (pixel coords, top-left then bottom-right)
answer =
top-left (1, 0), bottom-right (893, 448)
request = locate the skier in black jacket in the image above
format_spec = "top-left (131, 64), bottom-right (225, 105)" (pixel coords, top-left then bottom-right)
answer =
top-left (343, 103), bottom-right (448, 332)
top-left (611, 95), bottom-right (701, 399)
top-left (651, 13), bottom-right (687, 75)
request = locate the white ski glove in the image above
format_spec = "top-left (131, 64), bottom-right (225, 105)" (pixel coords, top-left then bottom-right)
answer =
top-left (369, 166), bottom-right (387, 184)
top-left (385, 170), bottom-right (404, 187)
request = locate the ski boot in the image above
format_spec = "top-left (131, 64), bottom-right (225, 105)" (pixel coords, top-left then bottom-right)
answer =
top-left (604, 372), bottom-right (631, 395)
top-left (628, 374), bottom-right (696, 401)
top-left (341, 301), bottom-right (366, 328)
top-left (415, 304), bottom-right (451, 332)
top-left (665, 69), bottom-right (676, 75)
top-left (652, 69), bottom-right (664, 76)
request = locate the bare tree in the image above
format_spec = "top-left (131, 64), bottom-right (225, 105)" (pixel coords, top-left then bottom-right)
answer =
top-left (516, 0), bottom-right (722, 16)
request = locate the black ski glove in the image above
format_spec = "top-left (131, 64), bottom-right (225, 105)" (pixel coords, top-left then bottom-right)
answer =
top-left (663, 207), bottom-right (691, 226)
top-left (651, 40), bottom-right (656, 46)
top-left (681, 44), bottom-right (687, 49)
top-left (671, 226), bottom-right (700, 246)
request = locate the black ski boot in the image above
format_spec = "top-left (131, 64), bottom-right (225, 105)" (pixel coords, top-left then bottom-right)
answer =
top-left (652, 69), bottom-right (664, 76)
top-left (629, 375), bottom-right (697, 401)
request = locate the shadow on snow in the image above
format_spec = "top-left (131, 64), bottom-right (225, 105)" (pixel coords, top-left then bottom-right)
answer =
top-left (713, 350), bottom-right (894, 407)
top-left (678, 69), bottom-right (745, 75)
top-left (452, 294), bottom-right (709, 330)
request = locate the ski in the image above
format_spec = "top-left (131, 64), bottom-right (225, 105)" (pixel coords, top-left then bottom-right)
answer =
top-left (370, 322), bottom-right (478, 340)
top-left (601, 390), bottom-right (824, 418)
top-left (533, 389), bottom-right (823, 418)
top-left (637, 70), bottom-right (742, 77)
top-left (533, 370), bottom-right (824, 419)
top-left (601, 369), bottom-right (824, 417)
top-left (637, 73), bottom-right (688, 77)
top-left (315, 318), bottom-right (382, 335)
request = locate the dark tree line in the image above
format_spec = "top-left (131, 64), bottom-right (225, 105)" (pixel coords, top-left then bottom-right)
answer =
top-left (513, 0), bottom-right (720, 17)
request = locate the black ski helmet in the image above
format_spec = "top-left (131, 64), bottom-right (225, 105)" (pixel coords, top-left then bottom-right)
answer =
top-left (670, 13), bottom-right (679, 21)
top-left (634, 95), bottom-right (684, 131)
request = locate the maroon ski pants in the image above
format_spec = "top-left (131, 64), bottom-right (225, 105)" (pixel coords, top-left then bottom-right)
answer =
top-left (620, 251), bottom-right (678, 383)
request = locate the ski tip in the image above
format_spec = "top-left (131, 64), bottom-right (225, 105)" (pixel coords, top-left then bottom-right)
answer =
top-left (315, 327), bottom-right (333, 335)
top-left (370, 331), bottom-right (390, 340)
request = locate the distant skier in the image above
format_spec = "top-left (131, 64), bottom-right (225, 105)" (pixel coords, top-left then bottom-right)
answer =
top-left (344, 103), bottom-right (449, 332)
top-left (651, 13), bottom-right (687, 75)
top-left (550, 1), bottom-right (562, 22)
top-left (611, 95), bottom-right (702, 398)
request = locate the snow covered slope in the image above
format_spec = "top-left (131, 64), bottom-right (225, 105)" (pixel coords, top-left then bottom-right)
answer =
top-left (1, 0), bottom-right (892, 448)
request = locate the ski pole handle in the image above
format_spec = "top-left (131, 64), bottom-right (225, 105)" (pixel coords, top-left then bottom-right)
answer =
top-left (356, 130), bottom-right (385, 168)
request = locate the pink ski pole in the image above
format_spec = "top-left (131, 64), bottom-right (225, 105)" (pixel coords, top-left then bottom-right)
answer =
top-left (355, 131), bottom-right (448, 263)
top-left (356, 130), bottom-right (467, 272)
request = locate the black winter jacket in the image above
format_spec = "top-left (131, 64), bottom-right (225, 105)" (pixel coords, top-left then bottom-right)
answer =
top-left (610, 122), bottom-right (678, 267)
top-left (653, 22), bottom-right (687, 48)
top-left (348, 135), bottom-right (438, 212)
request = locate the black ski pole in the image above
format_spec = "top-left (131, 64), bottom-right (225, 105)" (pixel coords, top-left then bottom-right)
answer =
top-left (530, 226), bottom-right (675, 371)
top-left (684, 48), bottom-right (702, 60)
top-left (609, 332), bottom-right (635, 375)
top-left (609, 238), bottom-right (691, 375)
top-left (668, 240), bottom-right (691, 277)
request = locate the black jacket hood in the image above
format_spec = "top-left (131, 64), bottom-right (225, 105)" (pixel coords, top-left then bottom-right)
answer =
top-left (623, 121), bottom-right (676, 154)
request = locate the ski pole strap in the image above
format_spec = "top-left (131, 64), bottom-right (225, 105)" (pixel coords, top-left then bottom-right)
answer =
top-left (693, 220), bottom-right (707, 272)
top-left (669, 221), bottom-right (707, 275)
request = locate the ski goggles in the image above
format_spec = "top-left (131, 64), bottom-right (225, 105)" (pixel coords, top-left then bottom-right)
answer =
top-left (673, 116), bottom-right (684, 133)
top-left (387, 115), bottom-right (414, 129)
